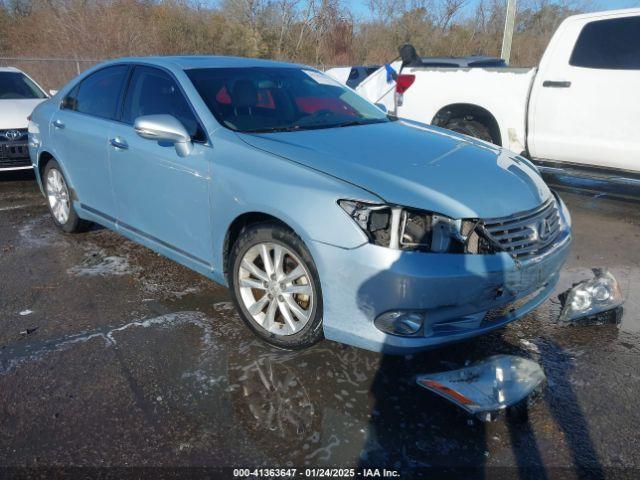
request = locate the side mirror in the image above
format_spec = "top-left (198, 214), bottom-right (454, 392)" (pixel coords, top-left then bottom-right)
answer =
top-left (49, 89), bottom-right (58, 97)
top-left (134, 114), bottom-right (193, 157)
top-left (375, 102), bottom-right (388, 113)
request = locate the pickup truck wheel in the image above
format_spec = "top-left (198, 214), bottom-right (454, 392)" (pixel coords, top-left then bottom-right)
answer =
top-left (229, 223), bottom-right (324, 350)
top-left (43, 160), bottom-right (91, 233)
top-left (444, 118), bottom-right (494, 144)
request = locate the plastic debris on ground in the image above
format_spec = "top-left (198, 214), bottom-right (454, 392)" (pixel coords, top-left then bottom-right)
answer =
top-left (416, 355), bottom-right (546, 422)
top-left (559, 269), bottom-right (624, 325)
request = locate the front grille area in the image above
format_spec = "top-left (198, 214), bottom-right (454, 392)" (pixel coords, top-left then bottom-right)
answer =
top-left (0, 129), bottom-right (30, 168)
top-left (0, 157), bottom-right (31, 169)
top-left (482, 198), bottom-right (562, 260)
top-left (0, 128), bottom-right (28, 142)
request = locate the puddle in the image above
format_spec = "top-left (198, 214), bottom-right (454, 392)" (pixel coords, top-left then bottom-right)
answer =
top-left (67, 245), bottom-right (138, 277)
top-left (0, 312), bottom-right (216, 374)
top-left (18, 214), bottom-right (69, 248)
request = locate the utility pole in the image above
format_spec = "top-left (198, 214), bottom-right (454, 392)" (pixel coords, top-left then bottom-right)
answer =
top-left (501, 0), bottom-right (517, 64)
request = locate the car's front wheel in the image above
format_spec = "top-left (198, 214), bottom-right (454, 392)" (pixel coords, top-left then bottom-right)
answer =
top-left (43, 159), bottom-right (90, 233)
top-left (229, 223), bottom-right (323, 349)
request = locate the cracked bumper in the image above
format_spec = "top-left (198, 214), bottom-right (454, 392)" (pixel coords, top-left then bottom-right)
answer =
top-left (311, 231), bottom-right (571, 354)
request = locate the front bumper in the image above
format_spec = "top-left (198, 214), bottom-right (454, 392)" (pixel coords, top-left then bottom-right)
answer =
top-left (311, 229), bottom-right (571, 354)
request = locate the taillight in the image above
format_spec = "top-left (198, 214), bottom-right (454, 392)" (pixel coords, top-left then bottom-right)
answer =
top-left (395, 74), bottom-right (415, 94)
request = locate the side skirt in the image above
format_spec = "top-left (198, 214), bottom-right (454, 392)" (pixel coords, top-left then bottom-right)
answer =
top-left (76, 202), bottom-right (227, 286)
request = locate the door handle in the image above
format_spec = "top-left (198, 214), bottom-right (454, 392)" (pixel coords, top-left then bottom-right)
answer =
top-left (109, 138), bottom-right (129, 150)
top-left (542, 80), bottom-right (571, 88)
top-left (52, 119), bottom-right (65, 129)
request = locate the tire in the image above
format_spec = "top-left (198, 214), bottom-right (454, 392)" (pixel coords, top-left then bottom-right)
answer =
top-left (444, 117), bottom-right (495, 144)
top-left (228, 222), bottom-right (324, 349)
top-left (43, 159), bottom-right (91, 233)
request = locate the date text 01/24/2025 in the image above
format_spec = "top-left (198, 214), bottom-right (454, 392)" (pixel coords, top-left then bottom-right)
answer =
top-left (233, 468), bottom-right (401, 477)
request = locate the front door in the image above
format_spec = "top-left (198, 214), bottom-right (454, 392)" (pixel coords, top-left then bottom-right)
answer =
top-left (108, 65), bottom-right (213, 267)
top-left (528, 14), bottom-right (640, 171)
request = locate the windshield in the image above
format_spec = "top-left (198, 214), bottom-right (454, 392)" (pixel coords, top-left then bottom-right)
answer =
top-left (186, 67), bottom-right (390, 133)
top-left (0, 72), bottom-right (47, 100)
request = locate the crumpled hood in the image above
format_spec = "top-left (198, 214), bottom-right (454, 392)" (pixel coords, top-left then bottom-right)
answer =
top-left (0, 99), bottom-right (45, 129)
top-left (238, 120), bottom-right (551, 219)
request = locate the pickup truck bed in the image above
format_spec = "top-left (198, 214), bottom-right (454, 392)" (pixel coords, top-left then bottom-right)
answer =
top-left (354, 8), bottom-right (640, 174)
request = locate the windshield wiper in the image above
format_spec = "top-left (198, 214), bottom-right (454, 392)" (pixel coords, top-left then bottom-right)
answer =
top-left (242, 118), bottom-right (387, 134)
top-left (243, 125), bottom-right (303, 133)
top-left (334, 119), bottom-right (388, 128)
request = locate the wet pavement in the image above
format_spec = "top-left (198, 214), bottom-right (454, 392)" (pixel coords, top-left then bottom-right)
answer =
top-left (1, 170), bottom-right (639, 477)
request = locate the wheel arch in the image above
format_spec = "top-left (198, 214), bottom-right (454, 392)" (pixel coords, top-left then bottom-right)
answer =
top-left (37, 150), bottom-right (55, 183)
top-left (222, 211), bottom-right (298, 279)
top-left (36, 151), bottom-right (79, 202)
top-left (431, 103), bottom-right (502, 146)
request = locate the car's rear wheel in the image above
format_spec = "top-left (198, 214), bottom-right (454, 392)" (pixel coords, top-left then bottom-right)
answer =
top-left (229, 223), bottom-right (323, 349)
top-left (43, 159), bottom-right (90, 233)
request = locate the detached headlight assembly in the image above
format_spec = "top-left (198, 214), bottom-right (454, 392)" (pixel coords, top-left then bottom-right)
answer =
top-left (338, 200), bottom-right (485, 253)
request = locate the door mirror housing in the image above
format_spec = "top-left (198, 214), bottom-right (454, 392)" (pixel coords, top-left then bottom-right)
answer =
top-left (134, 114), bottom-right (193, 157)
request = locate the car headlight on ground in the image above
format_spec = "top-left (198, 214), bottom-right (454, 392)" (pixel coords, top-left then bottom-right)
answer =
top-left (338, 200), bottom-right (486, 253)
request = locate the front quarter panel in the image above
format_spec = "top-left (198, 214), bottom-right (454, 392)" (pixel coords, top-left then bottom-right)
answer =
top-left (209, 128), bottom-right (381, 272)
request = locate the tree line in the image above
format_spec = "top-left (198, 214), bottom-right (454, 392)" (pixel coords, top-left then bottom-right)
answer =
top-left (0, 0), bottom-right (585, 88)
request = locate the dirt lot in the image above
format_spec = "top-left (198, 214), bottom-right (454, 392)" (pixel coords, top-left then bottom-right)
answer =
top-left (1, 171), bottom-right (639, 478)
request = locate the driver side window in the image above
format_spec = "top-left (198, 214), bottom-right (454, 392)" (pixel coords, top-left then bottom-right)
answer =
top-left (122, 66), bottom-right (205, 142)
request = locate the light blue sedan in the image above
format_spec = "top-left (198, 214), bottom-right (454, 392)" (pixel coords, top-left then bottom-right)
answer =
top-left (28, 57), bottom-right (571, 353)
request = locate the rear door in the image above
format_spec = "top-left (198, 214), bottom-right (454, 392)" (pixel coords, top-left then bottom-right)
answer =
top-left (108, 65), bottom-right (213, 268)
top-left (50, 65), bottom-right (129, 217)
top-left (528, 14), bottom-right (640, 171)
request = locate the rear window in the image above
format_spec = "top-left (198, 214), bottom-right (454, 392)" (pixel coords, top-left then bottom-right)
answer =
top-left (69, 65), bottom-right (129, 120)
top-left (0, 72), bottom-right (46, 100)
top-left (570, 16), bottom-right (640, 70)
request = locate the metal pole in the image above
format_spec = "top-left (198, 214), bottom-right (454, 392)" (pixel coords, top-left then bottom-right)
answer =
top-left (501, 0), bottom-right (517, 64)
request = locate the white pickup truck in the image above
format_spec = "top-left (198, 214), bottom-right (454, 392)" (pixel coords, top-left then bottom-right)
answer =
top-left (355, 8), bottom-right (640, 175)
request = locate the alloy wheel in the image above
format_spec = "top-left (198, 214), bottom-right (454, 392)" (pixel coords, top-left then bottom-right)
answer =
top-left (46, 168), bottom-right (70, 225)
top-left (237, 242), bottom-right (315, 336)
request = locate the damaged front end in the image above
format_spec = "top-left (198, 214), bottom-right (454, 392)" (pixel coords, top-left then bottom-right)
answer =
top-left (338, 199), bottom-right (494, 254)
top-left (338, 195), bottom-right (568, 263)
top-left (318, 194), bottom-right (571, 352)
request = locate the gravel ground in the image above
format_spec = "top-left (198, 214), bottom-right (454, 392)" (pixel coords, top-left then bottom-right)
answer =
top-left (1, 170), bottom-right (639, 478)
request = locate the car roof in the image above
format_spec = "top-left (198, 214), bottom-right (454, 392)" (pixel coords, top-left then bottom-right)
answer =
top-left (0, 67), bottom-right (23, 73)
top-left (104, 55), bottom-right (306, 71)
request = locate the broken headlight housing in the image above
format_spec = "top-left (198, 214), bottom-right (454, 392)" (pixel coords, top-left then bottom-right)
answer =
top-left (338, 200), bottom-right (491, 253)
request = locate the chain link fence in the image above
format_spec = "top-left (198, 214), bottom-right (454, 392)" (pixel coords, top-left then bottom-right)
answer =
top-left (0, 57), bottom-right (343, 92)
top-left (0, 57), bottom-right (102, 91)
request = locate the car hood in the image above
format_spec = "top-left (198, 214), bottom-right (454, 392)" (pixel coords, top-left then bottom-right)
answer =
top-left (0, 99), bottom-right (45, 129)
top-left (237, 120), bottom-right (551, 219)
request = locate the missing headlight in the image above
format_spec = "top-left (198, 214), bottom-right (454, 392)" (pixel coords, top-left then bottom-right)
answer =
top-left (338, 200), bottom-right (498, 254)
top-left (400, 210), bottom-right (431, 249)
